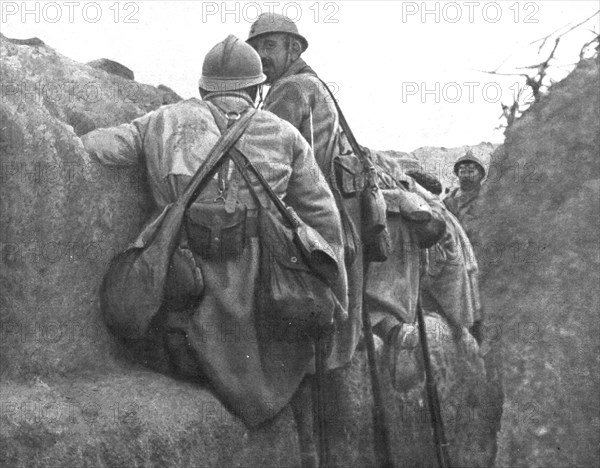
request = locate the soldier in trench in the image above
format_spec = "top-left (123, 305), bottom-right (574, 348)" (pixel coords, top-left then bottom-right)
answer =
top-left (81, 35), bottom-right (348, 466)
top-left (247, 16), bottom-right (450, 465)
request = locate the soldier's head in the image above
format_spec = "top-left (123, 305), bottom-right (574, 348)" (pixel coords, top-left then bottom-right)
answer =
top-left (198, 35), bottom-right (266, 102)
top-left (247, 13), bottom-right (308, 84)
top-left (453, 150), bottom-right (485, 191)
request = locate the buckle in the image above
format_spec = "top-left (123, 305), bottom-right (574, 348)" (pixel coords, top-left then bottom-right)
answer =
top-left (225, 111), bottom-right (241, 121)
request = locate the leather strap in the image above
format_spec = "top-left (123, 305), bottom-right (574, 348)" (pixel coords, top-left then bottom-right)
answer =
top-left (317, 78), bottom-right (374, 172)
top-left (178, 106), bottom-right (256, 211)
top-left (318, 78), bottom-right (414, 191)
top-left (207, 102), bottom-right (300, 230)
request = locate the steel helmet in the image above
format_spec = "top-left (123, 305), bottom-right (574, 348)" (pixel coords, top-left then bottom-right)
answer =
top-left (453, 149), bottom-right (486, 177)
top-left (247, 13), bottom-right (308, 52)
top-left (198, 35), bottom-right (266, 92)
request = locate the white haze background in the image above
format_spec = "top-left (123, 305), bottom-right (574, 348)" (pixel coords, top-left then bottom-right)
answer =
top-left (2, 1), bottom-right (598, 151)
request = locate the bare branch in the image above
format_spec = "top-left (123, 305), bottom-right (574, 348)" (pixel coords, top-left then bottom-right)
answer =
top-left (554, 10), bottom-right (599, 39)
top-left (580, 33), bottom-right (600, 60)
top-left (539, 37), bottom-right (561, 75)
top-left (474, 69), bottom-right (529, 79)
top-left (513, 63), bottom-right (551, 70)
top-left (530, 21), bottom-right (573, 52)
top-left (490, 11), bottom-right (599, 131)
top-left (530, 10), bottom-right (599, 52)
top-left (492, 50), bottom-right (523, 73)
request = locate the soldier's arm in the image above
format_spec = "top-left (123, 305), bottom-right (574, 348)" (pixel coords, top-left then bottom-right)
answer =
top-left (80, 115), bottom-right (150, 166)
top-left (412, 195), bottom-right (447, 248)
top-left (285, 132), bottom-right (342, 249)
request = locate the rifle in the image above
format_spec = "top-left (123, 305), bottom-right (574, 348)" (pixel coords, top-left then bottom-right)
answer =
top-left (362, 263), bottom-right (396, 468)
top-left (317, 78), bottom-right (395, 468)
top-left (314, 334), bottom-right (330, 468)
top-left (416, 297), bottom-right (452, 468)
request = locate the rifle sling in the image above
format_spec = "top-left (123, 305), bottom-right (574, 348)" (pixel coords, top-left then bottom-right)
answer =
top-left (318, 77), bottom-right (396, 467)
top-left (317, 78), bottom-right (375, 171)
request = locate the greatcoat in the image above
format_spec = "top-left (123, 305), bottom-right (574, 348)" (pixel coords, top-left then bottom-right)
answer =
top-left (82, 94), bottom-right (347, 426)
top-left (421, 201), bottom-right (483, 332)
top-left (262, 57), bottom-right (363, 370)
top-left (365, 152), bottom-right (447, 330)
top-left (443, 185), bottom-right (481, 245)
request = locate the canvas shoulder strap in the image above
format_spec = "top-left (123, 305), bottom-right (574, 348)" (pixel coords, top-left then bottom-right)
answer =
top-left (207, 102), bottom-right (301, 229)
top-left (317, 78), bottom-right (374, 170)
top-left (318, 78), bottom-right (414, 192)
top-left (177, 104), bottom-right (256, 209)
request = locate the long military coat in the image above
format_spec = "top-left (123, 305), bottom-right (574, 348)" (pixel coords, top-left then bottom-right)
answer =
top-left (82, 94), bottom-right (346, 426)
top-left (422, 201), bottom-right (482, 331)
top-left (443, 186), bottom-right (481, 245)
top-left (262, 58), bottom-right (363, 370)
top-left (366, 152), bottom-right (447, 328)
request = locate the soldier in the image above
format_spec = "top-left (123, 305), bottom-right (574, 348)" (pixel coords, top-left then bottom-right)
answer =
top-left (444, 149), bottom-right (486, 242)
top-left (365, 156), bottom-right (448, 391)
top-left (247, 12), bottom-right (450, 396)
top-left (408, 170), bottom-right (484, 345)
top-left (247, 12), bottom-right (363, 376)
top-left (81, 35), bottom-right (347, 451)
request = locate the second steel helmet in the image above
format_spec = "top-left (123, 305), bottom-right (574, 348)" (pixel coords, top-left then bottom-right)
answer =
top-left (247, 13), bottom-right (308, 52)
top-left (453, 149), bottom-right (486, 177)
top-left (198, 35), bottom-right (266, 92)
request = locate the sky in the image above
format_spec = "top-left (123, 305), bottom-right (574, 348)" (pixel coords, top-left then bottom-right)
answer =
top-left (1, 1), bottom-right (598, 151)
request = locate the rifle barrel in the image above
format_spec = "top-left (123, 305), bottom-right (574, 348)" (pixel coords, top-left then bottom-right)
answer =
top-left (314, 336), bottom-right (329, 468)
top-left (416, 299), bottom-right (452, 468)
top-left (362, 267), bottom-right (395, 468)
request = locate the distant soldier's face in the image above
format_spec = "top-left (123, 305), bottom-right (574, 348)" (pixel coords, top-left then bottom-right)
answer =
top-left (457, 162), bottom-right (483, 189)
top-left (249, 33), bottom-right (294, 84)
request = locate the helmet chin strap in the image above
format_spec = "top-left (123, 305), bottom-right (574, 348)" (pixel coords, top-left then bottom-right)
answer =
top-left (257, 84), bottom-right (265, 108)
top-left (284, 37), bottom-right (297, 72)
